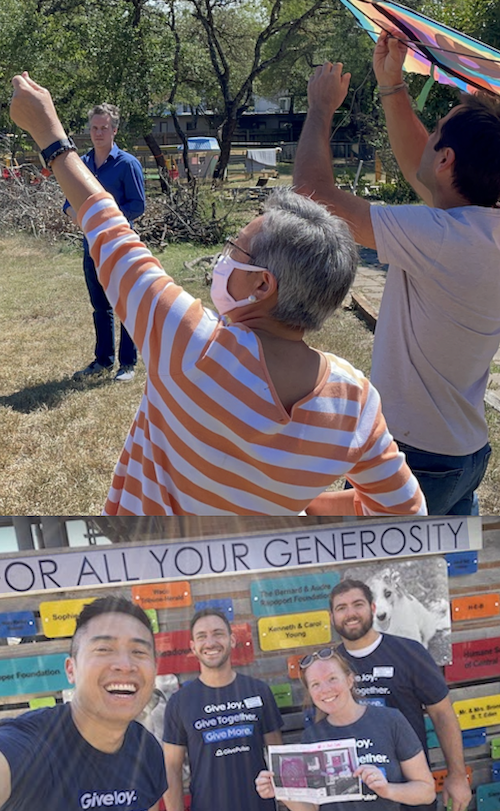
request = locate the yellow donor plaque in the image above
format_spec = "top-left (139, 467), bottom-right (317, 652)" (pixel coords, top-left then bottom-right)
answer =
top-left (40, 598), bottom-right (95, 638)
top-left (258, 611), bottom-right (331, 651)
top-left (453, 694), bottom-right (500, 730)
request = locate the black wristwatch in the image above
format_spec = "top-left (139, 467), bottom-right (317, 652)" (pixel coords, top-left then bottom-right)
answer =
top-left (39, 137), bottom-right (78, 170)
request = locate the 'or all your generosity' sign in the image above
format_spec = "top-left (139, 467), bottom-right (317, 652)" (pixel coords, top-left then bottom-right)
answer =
top-left (0, 518), bottom-right (481, 595)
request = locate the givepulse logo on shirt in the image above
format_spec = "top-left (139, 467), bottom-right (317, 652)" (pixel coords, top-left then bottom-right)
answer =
top-left (79, 790), bottom-right (138, 809)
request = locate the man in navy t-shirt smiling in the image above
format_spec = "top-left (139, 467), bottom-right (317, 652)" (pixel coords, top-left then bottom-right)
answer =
top-left (0, 596), bottom-right (167, 811)
top-left (163, 608), bottom-right (283, 811)
top-left (330, 579), bottom-right (470, 811)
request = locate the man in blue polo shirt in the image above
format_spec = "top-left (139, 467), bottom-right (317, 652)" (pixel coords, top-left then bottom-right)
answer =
top-left (65, 103), bottom-right (145, 382)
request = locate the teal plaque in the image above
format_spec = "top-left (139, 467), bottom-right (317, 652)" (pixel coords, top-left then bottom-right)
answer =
top-left (0, 653), bottom-right (69, 697)
top-left (424, 716), bottom-right (439, 749)
top-left (477, 782), bottom-right (500, 810)
top-left (251, 572), bottom-right (340, 617)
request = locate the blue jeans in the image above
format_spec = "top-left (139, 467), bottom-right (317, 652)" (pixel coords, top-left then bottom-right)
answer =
top-left (396, 440), bottom-right (491, 515)
top-left (83, 250), bottom-right (137, 368)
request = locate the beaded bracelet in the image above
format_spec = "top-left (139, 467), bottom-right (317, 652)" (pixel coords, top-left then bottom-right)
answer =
top-left (378, 81), bottom-right (407, 97)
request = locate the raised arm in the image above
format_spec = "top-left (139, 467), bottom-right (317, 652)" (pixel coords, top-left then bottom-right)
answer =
top-left (10, 73), bottom-right (103, 212)
top-left (373, 31), bottom-right (432, 204)
top-left (293, 62), bottom-right (375, 249)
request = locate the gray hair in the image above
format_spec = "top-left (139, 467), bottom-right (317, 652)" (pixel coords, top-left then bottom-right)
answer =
top-left (88, 103), bottom-right (120, 129)
top-left (249, 188), bottom-right (358, 331)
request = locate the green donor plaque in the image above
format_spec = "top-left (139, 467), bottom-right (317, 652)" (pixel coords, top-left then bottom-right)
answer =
top-left (271, 683), bottom-right (293, 708)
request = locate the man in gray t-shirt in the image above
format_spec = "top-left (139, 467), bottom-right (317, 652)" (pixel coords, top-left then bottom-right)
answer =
top-left (293, 32), bottom-right (500, 515)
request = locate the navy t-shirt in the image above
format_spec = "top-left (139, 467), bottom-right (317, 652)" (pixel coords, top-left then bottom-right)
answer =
top-left (302, 705), bottom-right (423, 811)
top-left (163, 673), bottom-right (283, 811)
top-left (337, 634), bottom-right (448, 752)
top-left (0, 704), bottom-right (167, 811)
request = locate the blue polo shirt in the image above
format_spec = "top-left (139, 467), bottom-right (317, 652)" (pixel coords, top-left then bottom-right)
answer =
top-left (63, 143), bottom-right (145, 224)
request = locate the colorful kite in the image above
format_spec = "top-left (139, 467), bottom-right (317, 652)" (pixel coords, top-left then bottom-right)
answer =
top-left (338, 0), bottom-right (500, 98)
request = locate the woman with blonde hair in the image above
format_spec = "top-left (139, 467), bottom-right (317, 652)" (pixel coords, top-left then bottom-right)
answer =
top-left (256, 647), bottom-right (435, 811)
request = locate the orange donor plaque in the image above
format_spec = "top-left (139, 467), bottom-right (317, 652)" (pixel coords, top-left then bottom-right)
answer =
top-left (451, 593), bottom-right (500, 621)
top-left (132, 581), bottom-right (191, 610)
top-left (432, 766), bottom-right (472, 793)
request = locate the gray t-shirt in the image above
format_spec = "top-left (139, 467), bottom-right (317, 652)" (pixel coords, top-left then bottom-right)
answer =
top-left (370, 203), bottom-right (500, 455)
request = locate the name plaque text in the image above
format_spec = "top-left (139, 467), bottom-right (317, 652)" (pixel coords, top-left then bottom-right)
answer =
top-left (0, 653), bottom-right (69, 697)
top-left (445, 637), bottom-right (500, 682)
top-left (251, 572), bottom-right (339, 617)
top-left (445, 551), bottom-right (478, 576)
top-left (0, 611), bottom-right (37, 638)
top-left (451, 594), bottom-right (499, 622)
top-left (258, 611), bottom-right (330, 652)
top-left (132, 581), bottom-right (191, 610)
top-left (40, 598), bottom-right (95, 638)
top-left (476, 782), bottom-right (500, 811)
top-left (453, 695), bottom-right (500, 730)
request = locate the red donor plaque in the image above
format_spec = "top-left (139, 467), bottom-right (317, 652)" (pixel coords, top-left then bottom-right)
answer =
top-left (445, 637), bottom-right (500, 683)
top-left (155, 630), bottom-right (200, 675)
top-left (231, 623), bottom-right (255, 665)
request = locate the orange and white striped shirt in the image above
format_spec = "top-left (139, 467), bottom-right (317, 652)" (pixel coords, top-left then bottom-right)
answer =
top-left (81, 192), bottom-right (426, 516)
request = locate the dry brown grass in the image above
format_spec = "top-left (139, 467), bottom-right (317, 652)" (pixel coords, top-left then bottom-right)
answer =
top-left (1, 233), bottom-right (498, 515)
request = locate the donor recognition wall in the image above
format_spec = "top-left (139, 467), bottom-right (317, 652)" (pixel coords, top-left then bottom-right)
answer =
top-left (0, 516), bottom-right (499, 811)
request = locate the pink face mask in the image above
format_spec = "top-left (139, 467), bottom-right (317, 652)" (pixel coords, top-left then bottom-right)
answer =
top-left (210, 254), bottom-right (267, 315)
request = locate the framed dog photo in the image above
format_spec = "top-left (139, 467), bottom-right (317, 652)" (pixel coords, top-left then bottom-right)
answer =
top-left (339, 558), bottom-right (452, 665)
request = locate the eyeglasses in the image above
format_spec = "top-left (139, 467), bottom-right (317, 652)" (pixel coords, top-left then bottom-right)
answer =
top-left (299, 647), bottom-right (337, 670)
top-left (222, 238), bottom-right (254, 263)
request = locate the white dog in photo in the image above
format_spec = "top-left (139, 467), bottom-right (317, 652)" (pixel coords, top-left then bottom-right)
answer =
top-left (365, 568), bottom-right (438, 647)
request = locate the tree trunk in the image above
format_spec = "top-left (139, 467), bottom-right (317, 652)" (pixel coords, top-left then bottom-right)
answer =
top-left (143, 132), bottom-right (171, 193)
top-left (171, 112), bottom-right (192, 183)
top-left (212, 117), bottom-right (238, 183)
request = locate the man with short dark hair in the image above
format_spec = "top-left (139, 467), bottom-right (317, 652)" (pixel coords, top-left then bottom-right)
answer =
top-left (0, 596), bottom-right (167, 810)
top-left (163, 609), bottom-right (283, 811)
top-left (293, 30), bottom-right (500, 515)
top-left (66, 102), bottom-right (145, 382)
top-left (329, 580), bottom-right (471, 811)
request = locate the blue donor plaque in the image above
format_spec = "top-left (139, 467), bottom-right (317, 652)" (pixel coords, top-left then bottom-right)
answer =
top-left (476, 782), bottom-right (500, 810)
top-left (0, 653), bottom-right (69, 697)
top-left (194, 598), bottom-right (234, 621)
top-left (0, 611), bottom-right (37, 638)
top-left (251, 572), bottom-right (340, 617)
top-left (462, 728), bottom-right (486, 748)
top-left (445, 551), bottom-right (478, 576)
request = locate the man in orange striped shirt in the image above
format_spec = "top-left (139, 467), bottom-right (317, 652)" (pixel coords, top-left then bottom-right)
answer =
top-left (10, 72), bottom-right (426, 517)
